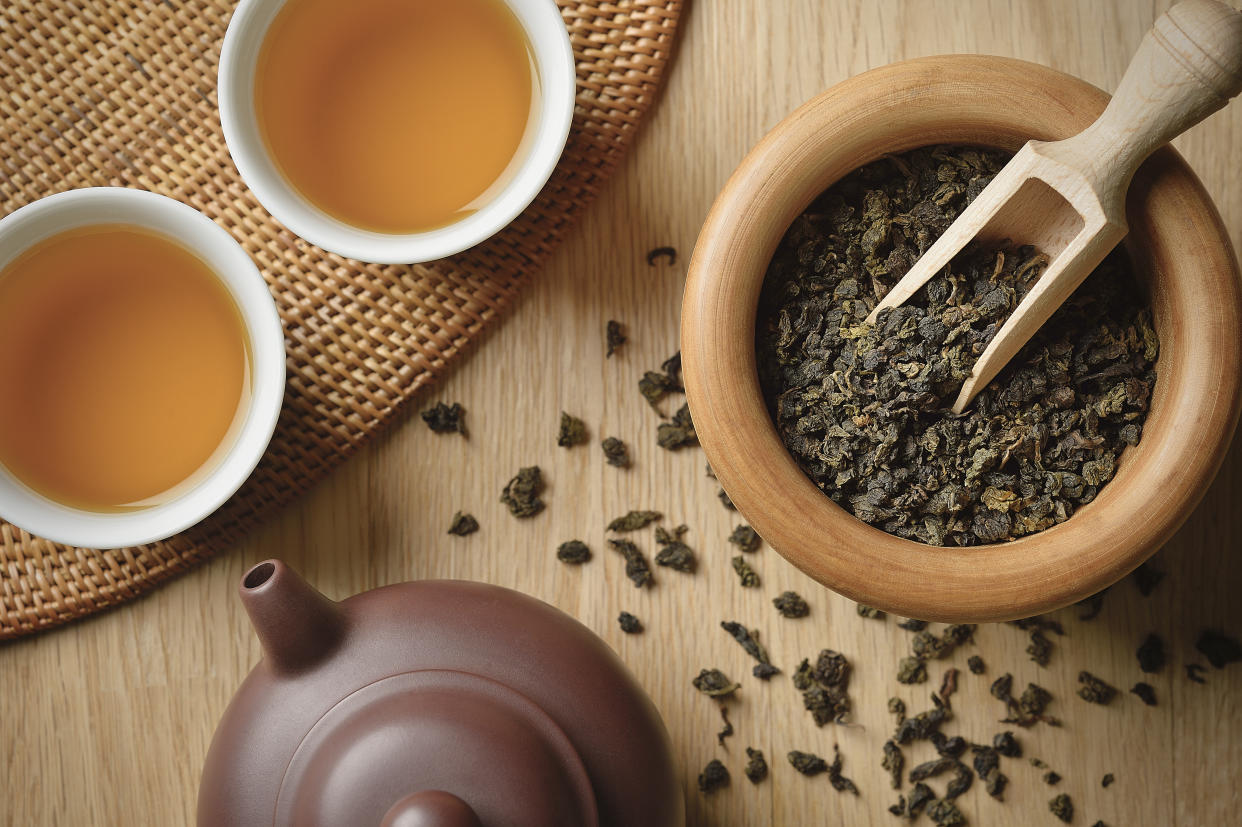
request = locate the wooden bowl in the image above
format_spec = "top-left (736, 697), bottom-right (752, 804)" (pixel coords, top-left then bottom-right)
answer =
top-left (682, 55), bottom-right (1242, 622)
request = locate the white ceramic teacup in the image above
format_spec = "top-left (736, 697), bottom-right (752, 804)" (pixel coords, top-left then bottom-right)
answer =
top-left (217, 0), bottom-right (576, 265)
top-left (0, 188), bottom-right (285, 549)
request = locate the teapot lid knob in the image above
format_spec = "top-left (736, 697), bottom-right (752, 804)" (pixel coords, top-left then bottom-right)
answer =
top-left (380, 791), bottom-right (482, 827)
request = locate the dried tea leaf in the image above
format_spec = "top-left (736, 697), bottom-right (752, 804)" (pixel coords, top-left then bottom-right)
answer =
top-left (1137, 633), bottom-right (1166, 673)
top-left (556, 540), bottom-right (591, 565)
top-left (601, 436), bottom-right (630, 468)
top-left (991, 673), bottom-right (1014, 701)
top-left (983, 769), bottom-right (1008, 801)
top-left (932, 733), bottom-right (966, 758)
top-left (446, 511), bottom-right (478, 536)
top-left (910, 757), bottom-right (958, 783)
top-left (1130, 682), bottom-right (1157, 706)
top-left (728, 525), bottom-right (761, 553)
top-left (1077, 589), bottom-right (1108, 620)
top-left (895, 705), bottom-right (951, 744)
top-left (927, 798), bottom-right (966, 827)
top-left (1196, 629), bottom-right (1242, 668)
top-left (656, 403), bottom-right (697, 450)
top-left (639, 371), bottom-right (678, 411)
top-left (792, 659), bottom-right (814, 691)
top-left (697, 759), bottom-right (729, 793)
top-left (993, 731), bottom-right (1021, 757)
top-left (967, 655), bottom-right (986, 675)
top-left (607, 510), bottom-right (662, 532)
top-left (617, 612), bottom-right (642, 634)
top-left (827, 745), bottom-right (859, 794)
top-left (744, 747), bottom-right (768, 784)
top-left (787, 750), bottom-right (827, 777)
top-left (501, 466), bottom-right (544, 517)
top-left (908, 782), bottom-right (935, 816)
top-left (1186, 663), bottom-right (1207, 683)
top-left (898, 618), bottom-right (929, 631)
top-left (557, 412), bottom-right (588, 447)
top-left (605, 320), bottom-right (626, 358)
top-left (1050, 793), bottom-right (1074, 823)
top-left (1102, 773), bottom-right (1115, 788)
top-left (802, 686), bottom-right (850, 726)
top-left (646, 246), bottom-right (677, 266)
top-left (813, 650), bottom-right (851, 688)
top-left (888, 696), bottom-right (906, 724)
top-left (938, 668), bottom-right (960, 707)
top-left (1044, 770), bottom-right (1062, 785)
top-left (731, 555), bottom-right (759, 588)
top-left (716, 706), bottom-right (733, 747)
top-left (896, 656), bottom-right (928, 684)
top-left (1077, 671), bottom-right (1118, 705)
top-left (721, 621), bottom-right (777, 677)
top-left (1027, 629), bottom-right (1054, 666)
top-left (692, 668), bottom-right (740, 698)
top-left (857, 604), bottom-right (886, 619)
top-left (420, 402), bottom-right (465, 435)
top-left (607, 538), bottom-right (652, 587)
top-left (1133, 562), bottom-right (1165, 596)
top-left (773, 591), bottom-right (810, 618)
top-left (882, 739), bottom-right (904, 789)
top-left (717, 488), bottom-right (736, 510)
top-left (972, 746), bottom-right (998, 779)
top-left (654, 542), bottom-right (695, 573)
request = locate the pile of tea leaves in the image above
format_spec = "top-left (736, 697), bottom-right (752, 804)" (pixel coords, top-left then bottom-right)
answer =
top-left (755, 145), bottom-right (1158, 545)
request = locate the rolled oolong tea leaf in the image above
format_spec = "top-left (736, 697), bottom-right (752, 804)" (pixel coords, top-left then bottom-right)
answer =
top-left (646, 246), bottom-right (677, 266)
top-left (731, 555), bottom-right (760, 588)
top-left (971, 745), bottom-right (999, 780)
top-left (968, 655), bottom-right (986, 675)
top-left (1050, 793), bottom-right (1074, 823)
top-left (932, 733), bottom-right (966, 759)
top-left (1133, 562), bottom-right (1165, 596)
top-left (983, 769), bottom-right (1008, 801)
top-left (1137, 633), bottom-right (1166, 673)
top-left (1195, 629), bottom-right (1242, 668)
top-left (803, 686), bottom-right (850, 727)
top-left (608, 538), bottom-right (653, 587)
top-left (692, 668), bottom-right (740, 698)
top-left (993, 731), bottom-right (1021, 758)
top-left (728, 524), bottom-right (761, 553)
top-left (721, 621), bottom-right (779, 678)
top-left (605, 320), bottom-right (626, 358)
top-left (773, 590), bottom-right (810, 618)
top-left (938, 668), bottom-right (960, 708)
top-left (556, 412), bottom-right (588, 447)
top-left (617, 612), bottom-right (642, 634)
top-left (755, 145), bottom-right (1157, 547)
top-left (1077, 589), bottom-right (1108, 620)
top-left (501, 466), bottom-right (544, 517)
top-left (1077, 671), bottom-right (1118, 705)
top-left (607, 510), bottom-right (662, 532)
top-left (446, 511), bottom-right (478, 536)
top-left (601, 436), bottom-right (631, 468)
top-left (1030, 757), bottom-right (1049, 770)
top-left (857, 604), bottom-right (886, 619)
top-left (1027, 629), bottom-right (1054, 666)
top-left (898, 618), bottom-right (930, 631)
top-left (888, 696), bottom-right (907, 724)
top-left (697, 759), bottom-right (729, 794)
top-left (907, 782), bottom-right (935, 816)
top-left (654, 524), bottom-right (696, 573)
top-left (556, 540), bottom-right (591, 565)
top-left (896, 656), bottom-right (928, 685)
top-left (656, 403), bottom-right (698, 450)
top-left (639, 370), bottom-right (679, 412)
top-left (895, 704), bottom-right (951, 744)
top-left (882, 739), bottom-right (904, 789)
top-left (787, 750), bottom-right (827, 777)
top-left (717, 488), bottom-right (736, 510)
top-left (792, 659), bottom-right (814, 691)
top-left (1102, 773), bottom-right (1115, 788)
top-left (717, 706), bottom-right (734, 747)
top-left (813, 649), bottom-right (851, 687)
top-left (1044, 770), bottom-right (1062, 785)
top-left (744, 747), bottom-right (769, 784)
top-left (926, 798), bottom-right (966, 827)
top-left (1130, 682), bottom-right (1157, 706)
top-left (1186, 663), bottom-right (1208, 683)
top-left (420, 401), bottom-right (465, 435)
top-left (826, 744), bottom-right (859, 794)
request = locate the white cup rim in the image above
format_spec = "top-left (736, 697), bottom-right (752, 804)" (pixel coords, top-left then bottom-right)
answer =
top-left (0, 188), bottom-right (285, 549)
top-left (217, 0), bottom-right (576, 265)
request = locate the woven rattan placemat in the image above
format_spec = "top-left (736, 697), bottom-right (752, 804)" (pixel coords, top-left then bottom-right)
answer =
top-left (0, 0), bottom-right (683, 639)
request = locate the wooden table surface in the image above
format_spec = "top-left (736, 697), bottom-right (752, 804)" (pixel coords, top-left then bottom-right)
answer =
top-left (3, 1), bottom-right (1240, 824)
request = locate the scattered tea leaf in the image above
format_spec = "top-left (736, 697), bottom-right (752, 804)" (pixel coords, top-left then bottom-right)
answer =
top-left (1043, 771), bottom-right (1062, 785)
top-left (446, 511), bottom-right (478, 536)
top-left (654, 523), bottom-right (696, 572)
top-left (721, 621), bottom-right (778, 678)
top-left (897, 656), bottom-right (928, 684)
top-left (1133, 562), bottom-right (1165, 596)
top-left (827, 744), bottom-right (859, 794)
top-left (728, 524), bottom-right (761, 553)
top-left (557, 412), bottom-right (588, 447)
top-left (1077, 589), bottom-right (1108, 621)
top-left (968, 655), bottom-right (986, 675)
top-left (927, 798), bottom-right (966, 826)
top-left (420, 402), bottom-right (465, 435)
top-left (895, 705), bottom-right (951, 744)
top-left (938, 668), bottom-right (960, 708)
top-left (716, 706), bottom-right (733, 747)
top-left (857, 604), bottom-right (886, 620)
top-left (601, 436), bottom-right (630, 468)
top-left (717, 488), bottom-right (736, 510)
top-left (993, 731), bottom-right (1021, 758)
top-left (1050, 793), bottom-right (1074, 823)
top-left (697, 759), bottom-right (729, 793)
top-left (787, 750), bottom-right (827, 777)
top-left (656, 403), bottom-right (697, 450)
top-left (1196, 629), bottom-right (1242, 668)
top-left (556, 540), bottom-right (591, 565)
top-left (501, 466), bottom-right (544, 517)
top-left (1102, 773), bottom-right (1115, 788)
top-left (692, 668), bottom-right (740, 698)
top-left (882, 739), bottom-right (904, 789)
top-left (1077, 671), bottom-right (1118, 705)
top-left (898, 619), bottom-right (930, 631)
top-left (1130, 682), bottom-right (1157, 706)
top-left (646, 246), bottom-right (677, 266)
top-left (888, 697), bottom-right (906, 725)
top-left (618, 612), bottom-right (642, 634)
top-left (744, 747), bottom-right (768, 784)
top-left (1136, 633), bottom-right (1166, 673)
top-left (605, 320), bottom-right (626, 358)
top-left (792, 659), bottom-right (814, 691)
top-left (607, 510), bottom-right (662, 532)
top-left (731, 555), bottom-right (759, 588)
top-left (608, 538), bottom-right (652, 587)
top-left (1186, 663), bottom-right (1207, 683)
top-left (773, 591), bottom-right (809, 618)
top-left (1026, 629), bottom-right (1054, 667)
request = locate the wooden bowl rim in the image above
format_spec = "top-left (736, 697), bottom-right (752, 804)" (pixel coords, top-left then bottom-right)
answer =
top-left (682, 54), bottom-right (1242, 621)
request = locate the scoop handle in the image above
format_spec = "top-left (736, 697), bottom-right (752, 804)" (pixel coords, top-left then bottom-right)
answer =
top-left (1087, 0), bottom-right (1242, 179)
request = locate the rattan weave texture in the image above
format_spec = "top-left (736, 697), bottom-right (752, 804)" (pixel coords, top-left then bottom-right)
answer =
top-left (0, 0), bottom-right (682, 638)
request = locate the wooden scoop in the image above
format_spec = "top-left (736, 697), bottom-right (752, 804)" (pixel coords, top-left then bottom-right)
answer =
top-left (866, 0), bottom-right (1242, 414)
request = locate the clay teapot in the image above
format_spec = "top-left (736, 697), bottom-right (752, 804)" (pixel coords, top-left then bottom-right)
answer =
top-left (198, 559), bottom-right (684, 826)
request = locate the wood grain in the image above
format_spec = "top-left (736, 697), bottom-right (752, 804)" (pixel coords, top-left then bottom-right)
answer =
top-left (1, 1), bottom-right (1239, 825)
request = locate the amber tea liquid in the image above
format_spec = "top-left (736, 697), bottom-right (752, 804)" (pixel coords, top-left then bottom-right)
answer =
top-left (255, 0), bottom-right (537, 234)
top-left (0, 225), bottom-right (251, 512)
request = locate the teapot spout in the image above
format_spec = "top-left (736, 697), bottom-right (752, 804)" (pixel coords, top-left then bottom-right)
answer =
top-left (239, 559), bottom-right (346, 674)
